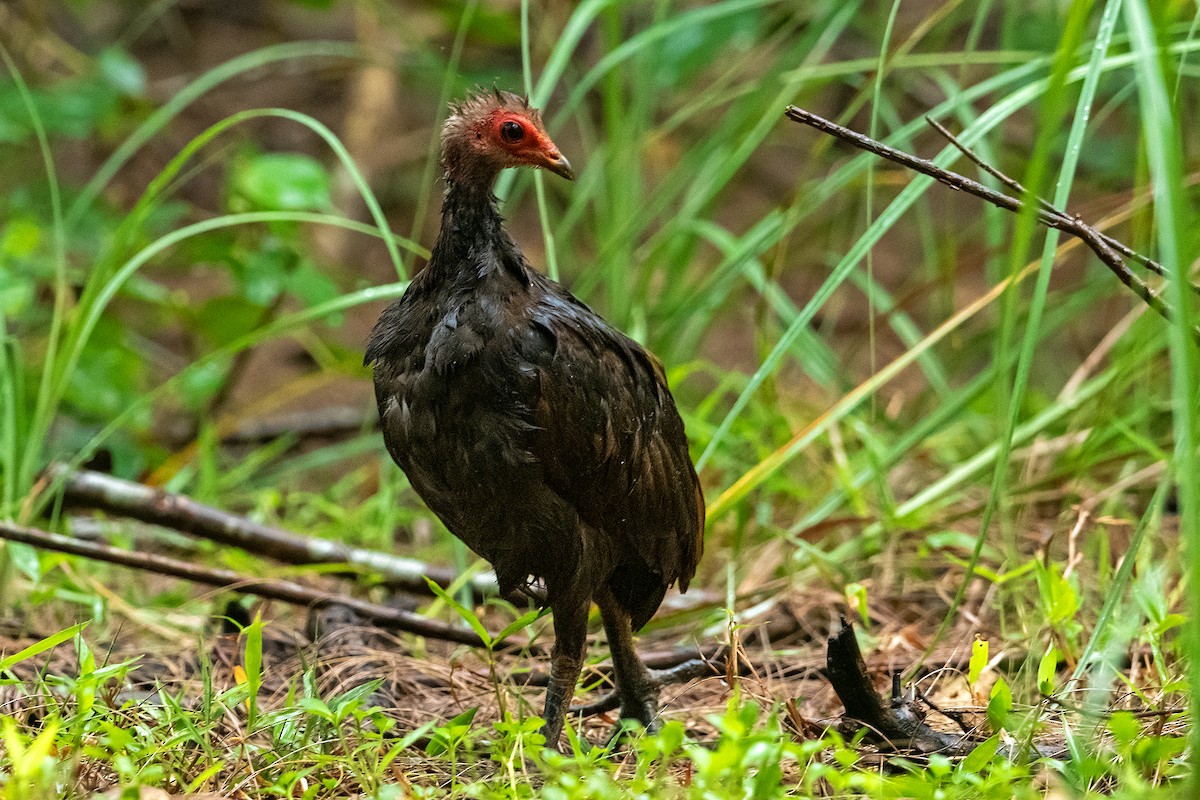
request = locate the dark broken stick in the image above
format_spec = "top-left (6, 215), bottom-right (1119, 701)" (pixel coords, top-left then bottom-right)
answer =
top-left (826, 618), bottom-right (969, 754)
top-left (47, 464), bottom-right (499, 601)
top-left (826, 619), bottom-right (1068, 760)
top-left (0, 520), bottom-right (486, 648)
top-left (784, 105), bottom-right (1199, 345)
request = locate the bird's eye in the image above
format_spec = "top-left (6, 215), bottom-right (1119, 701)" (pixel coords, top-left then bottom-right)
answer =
top-left (501, 121), bottom-right (525, 143)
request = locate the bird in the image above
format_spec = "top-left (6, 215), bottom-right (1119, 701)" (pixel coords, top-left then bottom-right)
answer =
top-left (365, 89), bottom-right (704, 747)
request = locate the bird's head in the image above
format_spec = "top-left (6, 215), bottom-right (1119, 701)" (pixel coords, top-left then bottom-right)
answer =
top-left (441, 89), bottom-right (574, 186)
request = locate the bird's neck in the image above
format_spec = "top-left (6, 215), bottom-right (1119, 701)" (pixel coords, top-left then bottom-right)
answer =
top-left (425, 176), bottom-right (523, 287)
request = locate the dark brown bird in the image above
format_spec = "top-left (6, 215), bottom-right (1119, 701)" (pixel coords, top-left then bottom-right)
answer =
top-left (366, 90), bottom-right (704, 746)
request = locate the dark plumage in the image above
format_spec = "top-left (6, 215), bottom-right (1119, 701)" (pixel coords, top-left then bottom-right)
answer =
top-left (366, 90), bottom-right (704, 746)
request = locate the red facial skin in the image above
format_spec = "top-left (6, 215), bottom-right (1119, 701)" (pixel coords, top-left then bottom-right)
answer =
top-left (486, 111), bottom-right (575, 180)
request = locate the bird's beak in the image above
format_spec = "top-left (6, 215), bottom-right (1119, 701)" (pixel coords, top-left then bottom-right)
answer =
top-left (539, 147), bottom-right (575, 181)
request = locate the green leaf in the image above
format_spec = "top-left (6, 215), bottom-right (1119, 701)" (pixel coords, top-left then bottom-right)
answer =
top-left (6, 542), bottom-right (39, 582)
top-left (493, 607), bottom-right (546, 644)
top-left (241, 612), bottom-right (265, 728)
top-left (237, 248), bottom-right (291, 306)
top-left (242, 613), bottom-right (264, 694)
top-left (0, 623), bottom-right (87, 674)
top-left (63, 317), bottom-right (149, 422)
top-left (424, 577), bottom-right (491, 648)
top-left (1, 217), bottom-right (41, 258)
top-left (968, 637), bottom-right (988, 687)
top-left (98, 48), bottom-right (146, 96)
top-left (1132, 734), bottom-right (1187, 770)
top-left (1037, 564), bottom-right (1079, 625)
top-left (0, 276), bottom-right (37, 322)
top-left (194, 295), bottom-right (266, 348)
top-left (232, 153), bottom-right (332, 211)
top-left (844, 582), bottom-right (869, 626)
top-left (1153, 612), bottom-right (1187, 635)
top-left (986, 677), bottom-right (1012, 733)
top-left (176, 357), bottom-right (231, 411)
top-left (654, 9), bottom-right (762, 87)
top-left (1037, 647), bottom-right (1059, 696)
top-left (959, 734), bottom-right (1000, 775)
top-left (1108, 710), bottom-right (1140, 749)
top-left (286, 260), bottom-right (340, 311)
top-left (426, 706), bottom-right (478, 756)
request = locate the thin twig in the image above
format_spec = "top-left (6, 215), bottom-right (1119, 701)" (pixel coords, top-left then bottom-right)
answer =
top-left (924, 115), bottom-right (1199, 293)
top-left (783, 106), bottom-right (1200, 345)
top-left (924, 116), bottom-right (1064, 219)
top-left (0, 520), bottom-right (486, 647)
top-left (47, 464), bottom-right (500, 601)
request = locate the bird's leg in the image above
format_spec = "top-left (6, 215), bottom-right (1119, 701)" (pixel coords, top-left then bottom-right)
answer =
top-left (540, 598), bottom-right (589, 750)
top-left (596, 588), bottom-right (661, 736)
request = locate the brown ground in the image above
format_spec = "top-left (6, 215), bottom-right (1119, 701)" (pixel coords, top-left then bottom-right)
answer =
top-left (0, 582), bottom-right (996, 750)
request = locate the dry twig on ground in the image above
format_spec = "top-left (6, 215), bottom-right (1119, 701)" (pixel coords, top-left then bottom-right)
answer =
top-left (0, 520), bottom-right (487, 647)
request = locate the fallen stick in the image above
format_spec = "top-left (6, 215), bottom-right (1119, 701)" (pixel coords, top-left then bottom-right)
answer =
top-left (47, 464), bottom-right (499, 600)
top-left (0, 520), bottom-right (486, 648)
top-left (826, 618), bottom-right (969, 754)
top-left (826, 618), bottom-right (1067, 759)
top-left (784, 105), bottom-right (1200, 345)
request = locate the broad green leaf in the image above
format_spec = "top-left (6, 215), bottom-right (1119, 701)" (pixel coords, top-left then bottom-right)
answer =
top-left (960, 734), bottom-right (1001, 774)
top-left (98, 48), bottom-right (146, 95)
top-left (194, 295), bottom-right (266, 348)
top-left (494, 607), bottom-right (546, 644)
top-left (0, 217), bottom-right (40, 257)
top-left (286, 260), bottom-right (341, 312)
top-left (1108, 710), bottom-right (1140, 748)
top-left (968, 637), bottom-right (988, 687)
top-left (986, 677), bottom-right (1011, 733)
top-left (232, 153), bottom-right (332, 211)
top-left (1038, 647), bottom-right (1059, 696)
top-left (236, 248), bottom-right (291, 307)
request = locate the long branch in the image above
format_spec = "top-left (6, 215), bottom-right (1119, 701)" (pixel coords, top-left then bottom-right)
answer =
top-left (0, 520), bottom-right (486, 647)
top-left (784, 105), bottom-right (1200, 345)
top-left (47, 464), bottom-right (499, 600)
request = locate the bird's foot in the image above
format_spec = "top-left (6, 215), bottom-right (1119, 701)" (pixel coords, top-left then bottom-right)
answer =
top-left (568, 657), bottom-right (714, 718)
top-left (564, 687), bottom-right (659, 747)
top-left (648, 658), bottom-right (716, 687)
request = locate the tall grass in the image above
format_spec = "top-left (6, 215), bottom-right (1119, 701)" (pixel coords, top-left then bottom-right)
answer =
top-left (0, 44), bottom-right (418, 525)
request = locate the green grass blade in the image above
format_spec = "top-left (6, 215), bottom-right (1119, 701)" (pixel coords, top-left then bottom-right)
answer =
top-left (66, 41), bottom-right (360, 228)
top-left (1, 47), bottom-right (69, 510)
top-left (0, 623), bottom-right (87, 675)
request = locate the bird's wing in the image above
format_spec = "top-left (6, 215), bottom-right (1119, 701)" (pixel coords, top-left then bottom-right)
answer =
top-left (522, 290), bottom-right (705, 592)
